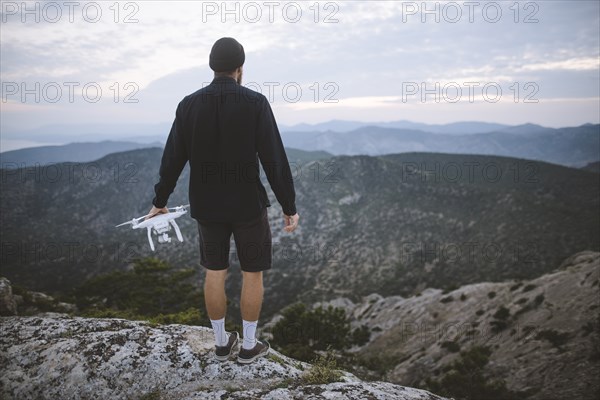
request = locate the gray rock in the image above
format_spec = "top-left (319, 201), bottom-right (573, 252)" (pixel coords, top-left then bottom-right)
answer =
top-left (0, 277), bottom-right (18, 316)
top-left (323, 251), bottom-right (600, 400)
top-left (0, 316), bottom-right (450, 400)
top-left (0, 277), bottom-right (78, 316)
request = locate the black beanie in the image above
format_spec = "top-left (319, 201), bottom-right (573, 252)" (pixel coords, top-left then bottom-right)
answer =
top-left (209, 37), bottom-right (245, 72)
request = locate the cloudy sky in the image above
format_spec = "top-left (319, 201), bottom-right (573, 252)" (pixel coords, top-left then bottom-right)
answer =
top-left (1, 0), bottom-right (599, 150)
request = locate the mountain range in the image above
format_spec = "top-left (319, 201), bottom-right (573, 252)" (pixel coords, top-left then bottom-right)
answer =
top-left (281, 124), bottom-right (599, 167)
top-left (1, 134), bottom-right (598, 400)
top-left (2, 122), bottom-right (597, 169)
top-left (0, 141), bottom-right (161, 167)
top-left (1, 148), bottom-right (598, 321)
top-left (0, 119), bottom-right (512, 146)
top-left (280, 120), bottom-right (511, 134)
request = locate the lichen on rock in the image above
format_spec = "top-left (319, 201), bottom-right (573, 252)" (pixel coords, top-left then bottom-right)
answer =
top-left (0, 315), bottom-right (449, 400)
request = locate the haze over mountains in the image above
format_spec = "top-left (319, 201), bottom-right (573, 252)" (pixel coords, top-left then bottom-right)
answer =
top-left (0, 141), bottom-right (161, 166)
top-left (280, 123), bottom-right (599, 167)
top-left (280, 120), bottom-right (511, 134)
top-left (2, 121), bottom-right (597, 168)
top-left (0, 119), bottom-right (513, 147)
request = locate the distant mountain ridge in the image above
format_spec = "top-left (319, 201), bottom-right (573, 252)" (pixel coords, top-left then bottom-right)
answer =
top-left (0, 141), bottom-right (161, 167)
top-left (281, 124), bottom-right (600, 167)
top-left (1, 122), bottom-right (172, 147)
top-left (3, 121), bottom-right (597, 168)
top-left (582, 161), bottom-right (600, 173)
top-left (281, 119), bottom-right (511, 134)
top-left (0, 141), bottom-right (331, 168)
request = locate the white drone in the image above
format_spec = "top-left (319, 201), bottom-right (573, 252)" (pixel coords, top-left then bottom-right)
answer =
top-left (116, 205), bottom-right (190, 251)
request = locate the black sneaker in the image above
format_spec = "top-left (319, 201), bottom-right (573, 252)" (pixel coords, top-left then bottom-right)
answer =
top-left (237, 339), bottom-right (270, 364)
top-left (215, 331), bottom-right (239, 362)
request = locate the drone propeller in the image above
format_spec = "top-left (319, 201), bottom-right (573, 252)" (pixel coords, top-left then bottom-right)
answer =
top-left (168, 204), bottom-right (190, 211)
top-left (116, 205), bottom-right (189, 228)
top-left (116, 220), bottom-right (134, 228)
top-left (115, 213), bottom-right (152, 227)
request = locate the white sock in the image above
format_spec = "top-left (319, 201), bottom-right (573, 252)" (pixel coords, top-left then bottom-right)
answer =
top-left (242, 320), bottom-right (258, 350)
top-left (210, 318), bottom-right (229, 347)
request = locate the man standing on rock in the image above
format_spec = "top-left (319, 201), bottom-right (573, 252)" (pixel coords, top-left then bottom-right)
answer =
top-left (147, 37), bottom-right (299, 364)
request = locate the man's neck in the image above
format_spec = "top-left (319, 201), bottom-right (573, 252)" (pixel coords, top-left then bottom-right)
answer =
top-left (214, 74), bottom-right (236, 80)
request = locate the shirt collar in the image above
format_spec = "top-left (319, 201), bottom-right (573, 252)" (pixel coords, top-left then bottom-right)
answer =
top-left (211, 76), bottom-right (237, 84)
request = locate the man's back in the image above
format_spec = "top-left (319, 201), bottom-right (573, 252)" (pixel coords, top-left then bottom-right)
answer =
top-left (152, 76), bottom-right (296, 223)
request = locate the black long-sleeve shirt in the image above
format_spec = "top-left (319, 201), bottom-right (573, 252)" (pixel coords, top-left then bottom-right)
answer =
top-left (152, 76), bottom-right (296, 222)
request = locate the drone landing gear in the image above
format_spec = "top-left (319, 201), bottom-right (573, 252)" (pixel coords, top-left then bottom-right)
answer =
top-left (146, 227), bottom-right (155, 252)
top-left (146, 219), bottom-right (184, 251)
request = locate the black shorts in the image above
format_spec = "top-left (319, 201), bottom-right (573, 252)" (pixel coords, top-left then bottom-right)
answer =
top-left (196, 207), bottom-right (272, 272)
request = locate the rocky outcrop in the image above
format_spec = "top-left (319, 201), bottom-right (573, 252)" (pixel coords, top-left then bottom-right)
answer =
top-left (314, 251), bottom-right (600, 400)
top-left (0, 276), bottom-right (77, 317)
top-left (0, 315), bottom-right (450, 400)
top-left (0, 277), bottom-right (17, 315)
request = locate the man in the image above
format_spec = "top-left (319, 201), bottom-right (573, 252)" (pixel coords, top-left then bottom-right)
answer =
top-left (147, 37), bottom-right (299, 364)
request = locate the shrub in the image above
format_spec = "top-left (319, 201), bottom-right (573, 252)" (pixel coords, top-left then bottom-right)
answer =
top-left (490, 319), bottom-right (508, 333)
top-left (440, 296), bottom-right (454, 303)
top-left (582, 321), bottom-right (596, 336)
top-left (493, 306), bottom-right (510, 320)
top-left (487, 291), bottom-right (496, 299)
top-left (355, 352), bottom-right (398, 379)
top-left (442, 284), bottom-right (459, 294)
top-left (509, 282), bottom-right (523, 291)
top-left (441, 340), bottom-right (461, 353)
top-left (536, 329), bottom-right (570, 349)
top-left (267, 353), bottom-right (286, 366)
top-left (522, 284), bottom-right (536, 292)
top-left (302, 351), bottom-right (343, 385)
top-left (490, 306), bottom-right (511, 333)
top-left (270, 303), bottom-right (365, 362)
top-left (425, 345), bottom-right (516, 400)
top-left (149, 307), bottom-right (203, 326)
top-left (139, 390), bottom-right (162, 400)
top-left (533, 293), bottom-right (545, 306)
top-left (73, 258), bottom-right (204, 324)
top-left (351, 324), bottom-right (371, 346)
top-left (521, 325), bottom-right (536, 338)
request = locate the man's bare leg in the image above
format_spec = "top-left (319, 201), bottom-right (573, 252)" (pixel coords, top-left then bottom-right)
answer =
top-left (241, 271), bottom-right (263, 320)
top-left (205, 269), bottom-right (229, 346)
top-left (205, 269), bottom-right (228, 319)
top-left (240, 271), bottom-right (263, 349)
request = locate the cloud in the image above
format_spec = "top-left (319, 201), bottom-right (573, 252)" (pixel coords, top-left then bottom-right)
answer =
top-left (516, 57), bottom-right (600, 72)
top-left (1, 0), bottom-right (599, 139)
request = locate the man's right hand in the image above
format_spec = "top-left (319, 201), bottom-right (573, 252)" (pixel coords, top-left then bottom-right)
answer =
top-left (283, 213), bottom-right (299, 232)
top-left (145, 205), bottom-right (169, 220)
